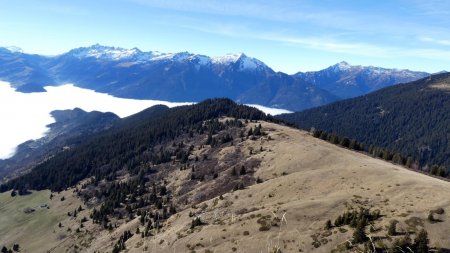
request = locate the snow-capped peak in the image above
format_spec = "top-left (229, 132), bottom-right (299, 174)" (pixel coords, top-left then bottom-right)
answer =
top-left (239, 54), bottom-right (267, 71)
top-left (4, 46), bottom-right (23, 53)
top-left (332, 61), bottom-right (353, 71)
top-left (212, 53), bottom-right (267, 71)
top-left (69, 44), bottom-right (152, 61)
top-left (211, 53), bottom-right (245, 65)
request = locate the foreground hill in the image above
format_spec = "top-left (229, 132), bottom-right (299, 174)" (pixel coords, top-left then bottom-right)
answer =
top-left (0, 99), bottom-right (450, 253)
top-left (0, 45), bottom-right (429, 111)
top-left (279, 73), bottom-right (450, 171)
top-left (1, 114), bottom-right (449, 252)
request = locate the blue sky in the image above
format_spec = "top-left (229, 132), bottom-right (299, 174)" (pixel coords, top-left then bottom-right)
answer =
top-left (0, 0), bottom-right (449, 73)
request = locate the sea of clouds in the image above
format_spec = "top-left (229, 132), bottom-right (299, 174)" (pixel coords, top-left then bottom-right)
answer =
top-left (0, 81), bottom-right (290, 159)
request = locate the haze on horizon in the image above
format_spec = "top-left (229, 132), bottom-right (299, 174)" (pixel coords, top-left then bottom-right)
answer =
top-left (0, 0), bottom-right (450, 73)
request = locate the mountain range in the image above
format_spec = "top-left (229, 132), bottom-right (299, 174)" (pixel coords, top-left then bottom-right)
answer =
top-left (0, 44), bottom-right (430, 111)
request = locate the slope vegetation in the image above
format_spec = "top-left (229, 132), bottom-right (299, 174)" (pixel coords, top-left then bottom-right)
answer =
top-left (1, 120), bottom-right (450, 252)
top-left (279, 73), bottom-right (450, 171)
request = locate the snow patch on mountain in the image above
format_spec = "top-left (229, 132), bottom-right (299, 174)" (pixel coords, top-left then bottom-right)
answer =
top-left (195, 55), bottom-right (211, 66)
top-left (329, 61), bottom-right (427, 79)
top-left (239, 55), bottom-right (265, 71)
top-left (212, 53), bottom-right (267, 71)
top-left (333, 61), bottom-right (353, 71)
top-left (5, 46), bottom-right (23, 53)
top-left (151, 52), bottom-right (189, 62)
top-left (212, 53), bottom-right (243, 65)
top-left (69, 44), bottom-right (160, 62)
top-left (151, 53), bottom-right (212, 66)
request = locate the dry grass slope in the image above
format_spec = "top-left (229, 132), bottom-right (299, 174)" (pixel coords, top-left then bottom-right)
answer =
top-left (1, 121), bottom-right (449, 252)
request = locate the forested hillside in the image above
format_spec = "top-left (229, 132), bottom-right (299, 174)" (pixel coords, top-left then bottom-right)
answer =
top-left (0, 99), bottom-right (275, 192)
top-left (279, 73), bottom-right (450, 171)
top-left (2, 98), bottom-right (449, 253)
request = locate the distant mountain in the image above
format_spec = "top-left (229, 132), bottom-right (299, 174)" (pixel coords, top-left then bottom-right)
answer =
top-left (0, 108), bottom-right (118, 181)
top-left (279, 73), bottom-right (450, 170)
top-left (0, 47), bottom-right (54, 92)
top-left (52, 45), bottom-right (338, 111)
top-left (0, 45), bottom-right (430, 111)
top-left (295, 61), bottom-right (430, 99)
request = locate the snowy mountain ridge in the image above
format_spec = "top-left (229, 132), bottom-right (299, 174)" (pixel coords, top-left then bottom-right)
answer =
top-left (66, 44), bottom-right (268, 71)
top-left (0, 44), bottom-right (432, 111)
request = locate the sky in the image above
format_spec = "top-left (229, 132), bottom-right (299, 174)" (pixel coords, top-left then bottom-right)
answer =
top-left (0, 0), bottom-right (450, 73)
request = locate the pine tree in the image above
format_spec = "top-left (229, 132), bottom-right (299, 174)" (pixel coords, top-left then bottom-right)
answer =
top-left (427, 212), bottom-right (435, 222)
top-left (256, 177), bottom-right (263, 184)
top-left (350, 216), bottom-right (358, 228)
top-left (392, 153), bottom-right (403, 164)
top-left (112, 245), bottom-right (120, 253)
top-left (239, 166), bottom-right (246, 175)
top-left (191, 216), bottom-right (203, 229)
top-left (352, 219), bottom-right (367, 243)
top-left (340, 137), bottom-right (350, 148)
top-left (254, 125), bottom-right (261, 136)
top-left (388, 220), bottom-right (397, 236)
top-left (334, 215), bottom-right (342, 227)
top-left (330, 135), bottom-right (339, 144)
top-left (414, 229), bottom-right (429, 253)
top-left (324, 220), bottom-right (332, 230)
top-left (406, 157), bottom-right (414, 168)
top-left (206, 132), bottom-right (213, 145)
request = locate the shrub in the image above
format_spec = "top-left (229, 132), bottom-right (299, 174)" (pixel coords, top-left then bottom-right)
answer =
top-left (388, 220), bottom-right (397, 236)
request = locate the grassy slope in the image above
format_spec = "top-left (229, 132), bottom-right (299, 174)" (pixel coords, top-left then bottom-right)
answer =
top-left (121, 122), bottom-right (450, 252)
top-left (1, 121), bottom-right (450, 252)
top-left (0, 190), bottom-right (83, 252)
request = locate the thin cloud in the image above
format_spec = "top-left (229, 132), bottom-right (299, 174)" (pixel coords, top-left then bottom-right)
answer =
top-left (420, 37), bottom-right (450, 46)
top-left (174, 19), bottom-right (450, 62)
top-left (126, 0), bottom-right (450, 38)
